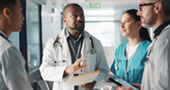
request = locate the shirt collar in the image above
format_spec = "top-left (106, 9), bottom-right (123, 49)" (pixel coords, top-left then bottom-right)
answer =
top-left (154, 21), bottom-right (170, 38)
top-left (0, 30), bottom-right (11, 43)
top-left (0, 30), bottom-right (7, 38)
top-left (65, 28), bottom-right (84, 41)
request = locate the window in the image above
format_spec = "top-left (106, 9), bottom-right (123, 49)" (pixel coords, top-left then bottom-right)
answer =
top-left (84, 10), bottom-right (127, 47)
top-left (26, 1), bottom-right (42, 71)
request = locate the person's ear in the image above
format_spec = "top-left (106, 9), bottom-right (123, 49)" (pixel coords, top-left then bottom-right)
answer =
top-left (137, 21), bottom-right (142, 29)
top-left (154, 2), bottom-right (162, 14)
top-left (2, 8), bottom-right (11, 19)
top-left (63, 17), bottom-right (67, 24)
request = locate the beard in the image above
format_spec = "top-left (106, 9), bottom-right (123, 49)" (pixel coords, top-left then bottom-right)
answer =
top-left (141, 16), bottom-right (156, 28)
top-left (142, 23), bottom-right (153, 28)
top-left (71, 21), bottom-right (85, 33)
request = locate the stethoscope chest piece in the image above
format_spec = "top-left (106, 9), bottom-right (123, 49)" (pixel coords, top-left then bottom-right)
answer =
top-left (90, 48), bottom-right (96, 55)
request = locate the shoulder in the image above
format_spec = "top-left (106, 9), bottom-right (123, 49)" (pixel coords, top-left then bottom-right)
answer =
top-left (117, 42), bottom-right (127, 49)
top-left (84, 30), bottom-right (101, 45)
top-left (46, 31), bottom-right (63, 44)
top-left (0, 44), bottom-right (25, 64)
top-left (159, 25), bottom-right (170, 41)
top-left (0, 37), bottom-right (13, 56)
top-left (141, 40), bottom-right (151, 46)
top-left (114, 42), bottom-right (127, 54)
top-left (156, 25), bottom-right (170, 46)
top-left (47, 36), bottom-right (57, 43)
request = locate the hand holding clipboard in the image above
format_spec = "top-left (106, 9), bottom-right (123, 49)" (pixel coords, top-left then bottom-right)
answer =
top-left (109, 77), bottom-right (139, 90)
top-left (108, 77), bottom-right (122, 86)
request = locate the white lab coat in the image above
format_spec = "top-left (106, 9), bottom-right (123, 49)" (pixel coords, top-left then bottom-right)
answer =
top-left (141, 24), bottom-right (170, 90)
top-left (0, 31), bottom-right (33, 90)
top-left (40, 29), bottom-right (109, 90)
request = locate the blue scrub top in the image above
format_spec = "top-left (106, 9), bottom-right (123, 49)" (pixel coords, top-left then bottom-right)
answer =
top-left (110, 40), bottom-right (151, 84)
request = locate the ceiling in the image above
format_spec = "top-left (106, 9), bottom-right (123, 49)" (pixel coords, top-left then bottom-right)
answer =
top-left (62, 0), bottom-right (140, 21)
top-left (62, 0), bottom-right (139, 9)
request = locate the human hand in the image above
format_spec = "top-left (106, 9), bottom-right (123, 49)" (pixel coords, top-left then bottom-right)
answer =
top-left (64, 58), bottom-right (87, 75)
top-left (131, 83), bottom-right (141, 89)
top-left (81, 81), bottom-right (96, 90)
top-left (114, 85), bottom-right (133, 90)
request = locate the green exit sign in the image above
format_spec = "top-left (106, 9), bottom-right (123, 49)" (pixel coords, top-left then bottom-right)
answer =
top-left (90, 3), bottom-right (101, 8)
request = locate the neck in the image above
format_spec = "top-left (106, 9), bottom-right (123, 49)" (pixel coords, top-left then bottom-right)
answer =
top-left (0, 29), bottom-right (11, 38)
top-left (71, 32), bottom-right (80, 40)
top-left (128, 37), bottom-right (141, 46)
top-left (67, 29), bottom-right (80, 40)
top-left (152, 15), bottom-right (170, 30)
top-left (0, 20), bottom-right (11, 38)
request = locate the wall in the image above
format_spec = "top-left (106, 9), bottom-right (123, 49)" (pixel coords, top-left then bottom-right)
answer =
top-left (41, 0), bottom-right (63, 48)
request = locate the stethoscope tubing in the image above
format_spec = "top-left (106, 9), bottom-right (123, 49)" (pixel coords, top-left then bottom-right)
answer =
top-left (53, 36), bottom-right (96, 55)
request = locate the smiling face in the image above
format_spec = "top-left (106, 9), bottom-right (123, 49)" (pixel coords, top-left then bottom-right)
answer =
top-left (120, 13), bottom-right (141, 38)
top-left (63, 5), bottom-right (85, 33)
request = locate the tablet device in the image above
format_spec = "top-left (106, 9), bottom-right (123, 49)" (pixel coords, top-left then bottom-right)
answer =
top-left (108, 77), bottom-right (122, 86)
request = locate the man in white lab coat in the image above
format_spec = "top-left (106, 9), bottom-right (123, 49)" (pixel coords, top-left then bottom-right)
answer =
top-left (0, 0), bottom-right (33, 90)
top-left (114, 0), bottom-right (170, 90)
top-left (40, 3), bottom-right (109, 90)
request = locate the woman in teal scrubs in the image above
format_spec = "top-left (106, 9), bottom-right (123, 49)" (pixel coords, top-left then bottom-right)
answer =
top-left (110, 9), bottom-right (151, 84)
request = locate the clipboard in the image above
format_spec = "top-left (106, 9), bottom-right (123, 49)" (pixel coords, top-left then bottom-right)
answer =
top-left (108, 77), bottom-right (122, 86)
top-left (66, 70), bottom-right (99, 86)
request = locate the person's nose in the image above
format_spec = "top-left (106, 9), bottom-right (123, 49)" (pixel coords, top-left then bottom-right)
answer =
top-left (121, 23), bottom-right (125, 29)
top-left (137, 9), bottom-right (141, 17)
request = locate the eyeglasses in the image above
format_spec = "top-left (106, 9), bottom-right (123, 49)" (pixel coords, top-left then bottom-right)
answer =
top-left (139, 2), bottom-right (157, 11)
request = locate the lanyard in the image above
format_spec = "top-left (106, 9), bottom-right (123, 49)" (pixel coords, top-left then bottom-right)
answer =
top-left (68, 40), bottom-right (82, 61)
top-left (0, 33), bottom-right (11, 43)
top-left (125, 43), bottom-right (140, 80)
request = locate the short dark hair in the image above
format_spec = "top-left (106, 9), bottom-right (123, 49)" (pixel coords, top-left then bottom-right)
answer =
top-left (62, 3), bottom-right (83, 17)
top-left (123, 9), bottom-right (151, 42)
top-left (0, 0), bottom-right (16, 14)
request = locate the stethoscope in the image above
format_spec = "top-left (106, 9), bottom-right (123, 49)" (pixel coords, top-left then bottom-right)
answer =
top-left (52, 35), bottom-right (96, 71)
top-left (0, 33), bottom-right (11, 43)
top-left (53, 36), bottom-right (97, 55)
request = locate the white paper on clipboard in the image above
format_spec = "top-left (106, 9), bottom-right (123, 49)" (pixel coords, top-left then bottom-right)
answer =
top-left (66, 70), bottom-right (99, 86)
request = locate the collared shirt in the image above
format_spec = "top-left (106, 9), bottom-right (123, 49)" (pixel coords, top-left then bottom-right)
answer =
top-left (0, 31), bottom-right (33, 90)
top-left (154, 21), bottom-right (170, 38)
top-left (65, 29), bottom-right (84, 63)
top-left (0, 30), bottom-right (11, 43)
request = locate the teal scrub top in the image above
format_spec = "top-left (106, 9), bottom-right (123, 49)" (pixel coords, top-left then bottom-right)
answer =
top-left (110, 40), bottom-right (151, 84)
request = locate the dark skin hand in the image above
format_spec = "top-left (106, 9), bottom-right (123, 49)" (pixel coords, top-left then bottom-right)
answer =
top-left (81, 81), bottom-right (96, 90)
top-left (131, 83), bottom-right (141, 89)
